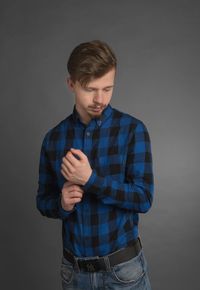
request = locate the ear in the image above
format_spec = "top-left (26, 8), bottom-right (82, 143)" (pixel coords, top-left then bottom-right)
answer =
top-left (66, 77), bottom-right (75, 92)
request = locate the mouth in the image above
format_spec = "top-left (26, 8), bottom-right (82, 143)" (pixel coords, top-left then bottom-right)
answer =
top-left (89, 106), bottom-right (104, 112)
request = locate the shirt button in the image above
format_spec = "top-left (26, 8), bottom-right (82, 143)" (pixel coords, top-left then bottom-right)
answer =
top-left (86, 131), bottom-right (91, 137)
top-left (97, 120), bottom-right (102, 126)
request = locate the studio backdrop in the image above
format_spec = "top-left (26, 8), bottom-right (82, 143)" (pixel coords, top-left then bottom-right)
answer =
top-left (1, 1), bottom-right (200, 289)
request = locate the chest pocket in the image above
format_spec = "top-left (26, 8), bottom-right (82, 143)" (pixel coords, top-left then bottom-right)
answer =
top-left (91, 147), bottom-right (127, 182)
top-left (88, 124), bottom-right (130, 181)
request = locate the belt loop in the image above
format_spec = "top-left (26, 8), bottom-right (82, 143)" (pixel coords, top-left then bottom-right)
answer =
top-left (73, 257), bottom-right (80, 273)
top-left (138, 236), bottom-right (142, 248)
top-left (103, 255), bottom-right (111, 271)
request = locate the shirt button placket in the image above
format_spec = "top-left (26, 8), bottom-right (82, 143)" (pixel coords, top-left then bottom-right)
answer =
top-left (83, 128), bottom-right (92, 161)
top-left (82, 127), bottom-right (93, 256)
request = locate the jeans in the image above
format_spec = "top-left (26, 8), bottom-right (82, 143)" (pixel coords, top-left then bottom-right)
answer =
top-left (60, 249), bottom-right (152, 290)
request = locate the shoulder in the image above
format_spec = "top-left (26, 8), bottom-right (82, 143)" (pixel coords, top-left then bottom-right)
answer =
top-left (111, 108), bottom-right (152, 146)
top-left (41, 113), bottom-right (73, 146)
top-left (111, 106), bottom-right (147, 130)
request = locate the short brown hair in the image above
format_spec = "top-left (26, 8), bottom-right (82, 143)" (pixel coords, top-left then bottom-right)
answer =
top-left (67, 40), bottom-right (117, 87)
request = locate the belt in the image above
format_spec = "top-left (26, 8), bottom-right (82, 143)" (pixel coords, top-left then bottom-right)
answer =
top-left (63, 238), bottom-right (142, 272)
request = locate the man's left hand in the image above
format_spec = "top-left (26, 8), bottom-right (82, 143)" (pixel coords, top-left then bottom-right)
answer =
top-left (61, 148), bottom-right (92, 185)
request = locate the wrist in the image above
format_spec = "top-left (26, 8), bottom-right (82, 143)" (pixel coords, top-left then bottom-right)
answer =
top-left (83, 169), bottom-right (92, 185)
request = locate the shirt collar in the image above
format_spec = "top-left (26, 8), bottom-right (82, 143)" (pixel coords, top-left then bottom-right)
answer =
top-left (72, 104), bottom-right (113, 126)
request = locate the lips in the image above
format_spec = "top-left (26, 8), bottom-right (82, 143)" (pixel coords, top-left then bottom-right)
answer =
top-left (90, 105), bottom-right (105, 110)
top-left (91, 107), bottom-right (102, 112)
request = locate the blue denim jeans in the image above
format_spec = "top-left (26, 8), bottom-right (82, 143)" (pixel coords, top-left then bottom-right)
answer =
top-left (60, 249), bottom-right (152, 289)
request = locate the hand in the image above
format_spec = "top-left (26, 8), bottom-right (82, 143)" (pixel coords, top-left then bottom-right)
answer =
top-left (61, 181), bottom-right (84, 211)
top-left (61, 148), bottom-right (92, 185)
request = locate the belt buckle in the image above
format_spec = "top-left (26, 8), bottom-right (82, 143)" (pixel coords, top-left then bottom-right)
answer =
top-left (86, 262), bottom-right (96, 272)
top-left (78, 257), bottom-right (104, 272)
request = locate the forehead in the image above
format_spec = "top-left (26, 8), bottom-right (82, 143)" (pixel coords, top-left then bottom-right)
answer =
top-left (85, 68), bottom-right (116, 88)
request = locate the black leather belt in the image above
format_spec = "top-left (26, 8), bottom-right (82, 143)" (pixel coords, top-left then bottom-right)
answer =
top-left (63, 238), bottom-right (142, 272)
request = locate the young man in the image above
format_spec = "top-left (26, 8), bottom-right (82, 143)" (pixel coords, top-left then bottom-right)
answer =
top-left (36, 40), bottom-right (154, 289)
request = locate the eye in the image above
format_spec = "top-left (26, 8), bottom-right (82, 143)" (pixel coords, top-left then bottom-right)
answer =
top-left (85, 88), bottom-right (94, 92)
top-left (104, 88), bottom-right (112, 92)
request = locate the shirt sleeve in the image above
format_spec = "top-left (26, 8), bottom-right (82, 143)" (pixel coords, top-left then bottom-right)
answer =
top-left (83, 122), bottom-right (154, 213)
top-left (36, 132), bottom-right (73, 220)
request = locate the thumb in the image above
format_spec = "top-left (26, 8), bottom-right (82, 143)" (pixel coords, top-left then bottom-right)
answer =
top-left (70, 148), bottom-right (85, 160)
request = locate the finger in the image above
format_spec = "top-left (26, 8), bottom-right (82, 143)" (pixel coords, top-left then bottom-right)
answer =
top-left (63, 182), bottom-right (83, 193)
top-left (75, 187), bottom-right (84, 194)
top-left (69, 197), bottom-right (82, 204)
top-left (62, 190), bottom-right (83, 200)
top-left (71, 191), bottom-right (83, 198)
top-left (68, 185), bottom-right (84, 194)
top-left (61, 159), bottom-right (74, 174)
top-left (65, 183), bottom-right (83, 193)
top-left (66, 187), bottom-right (83, 197)
top-left (65, 151), bottom-right (80, 166)
top-left (70, 148), bottom-right (86, 161)
top-left (61, 162), bottom-right (71, 177)
top-left (62, 155), bottom-right (75, 168)
top-left (61, 169), bottom-right (68, 180)
top-left (63, 181), bottom-right (74, 188)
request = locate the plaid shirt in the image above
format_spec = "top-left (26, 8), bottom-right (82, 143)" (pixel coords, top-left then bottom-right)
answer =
top-left (36, 104), bottom-right (154, 257)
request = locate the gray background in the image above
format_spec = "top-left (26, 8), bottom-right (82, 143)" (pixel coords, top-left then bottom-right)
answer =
top-left (1, 0), bottom-right (200, 289)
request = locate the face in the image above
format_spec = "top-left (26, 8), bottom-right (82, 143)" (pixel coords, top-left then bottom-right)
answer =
top-left (67, 68), bottom-right (116, 124)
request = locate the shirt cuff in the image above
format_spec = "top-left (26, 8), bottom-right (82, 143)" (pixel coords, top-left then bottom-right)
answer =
top-left (83, 170), bottom-right (98, 192)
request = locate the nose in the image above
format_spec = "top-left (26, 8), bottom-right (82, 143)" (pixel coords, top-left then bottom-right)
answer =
top-left (93, 90), bottom-right (103, 104)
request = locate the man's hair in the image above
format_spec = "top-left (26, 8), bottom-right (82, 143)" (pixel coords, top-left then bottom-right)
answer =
top-left (67, 40), bottom-right (117, 87)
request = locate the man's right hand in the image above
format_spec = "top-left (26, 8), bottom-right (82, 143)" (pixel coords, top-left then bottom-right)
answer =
top-left (61, 181), bottom-right (84, 211)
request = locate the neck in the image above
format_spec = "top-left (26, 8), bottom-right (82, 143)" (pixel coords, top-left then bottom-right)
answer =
top-left (75, 105), bottom-right (91, 125)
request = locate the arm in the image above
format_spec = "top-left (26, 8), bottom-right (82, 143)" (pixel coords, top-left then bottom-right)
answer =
top-left (83, 122), bottom-right (154, 213)
top-left (36, 133), bottom-right (72, 220)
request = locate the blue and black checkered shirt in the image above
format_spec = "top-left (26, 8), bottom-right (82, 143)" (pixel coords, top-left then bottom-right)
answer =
top-left (36, 104), bottom-right (154, 257)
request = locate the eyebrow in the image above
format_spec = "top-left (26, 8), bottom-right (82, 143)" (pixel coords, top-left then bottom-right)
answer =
top-left (86, 85), bottom-right (114, 89)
